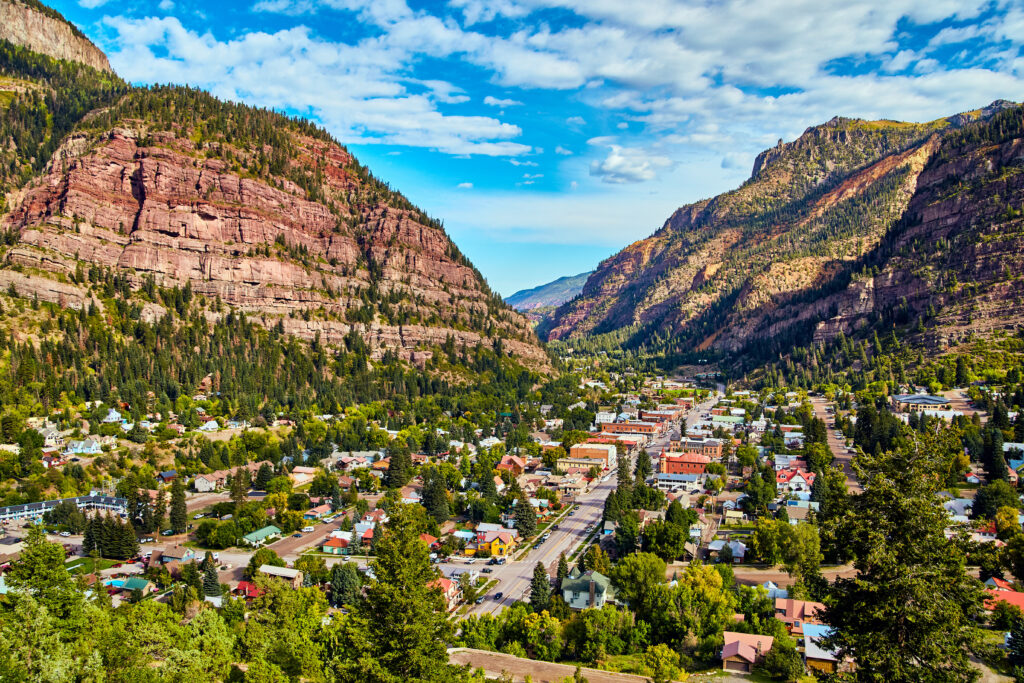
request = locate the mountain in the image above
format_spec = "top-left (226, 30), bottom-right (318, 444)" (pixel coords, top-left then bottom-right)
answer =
top-left (542, 101), bottom-right (1024, 363)
top-left (0, 1), bottom-right (547, 369)
top-left (505, 271), bottom-right (592, 311)
top-left (0, 0), bottom-right (110, 72)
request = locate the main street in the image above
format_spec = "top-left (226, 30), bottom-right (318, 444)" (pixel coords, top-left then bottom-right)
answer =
top-left (809, 395), bottom-right (862, 493)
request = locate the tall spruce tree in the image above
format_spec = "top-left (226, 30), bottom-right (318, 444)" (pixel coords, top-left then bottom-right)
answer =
top-left (203, 561), bottom-right (221, 597)
top-left (529, 561), bottom-right (551, 613)
top-left (170, 477), bottom-right (187, 533)
top-left (514, 494), bottom-right (537, 539)
top-left (334, 504), bottom-right (459, 682)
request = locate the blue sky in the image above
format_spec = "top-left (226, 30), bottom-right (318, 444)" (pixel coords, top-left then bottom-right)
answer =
top-left (53, 0), bottom-right (1024, 295)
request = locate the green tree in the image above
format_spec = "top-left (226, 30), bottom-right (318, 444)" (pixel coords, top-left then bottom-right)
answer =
top-left (642, 643), bottom-right (681, 683)
top-left (822, 432), bottom-right (985, 682)
top-left (515, 495), bottom-right (538, 539)
top-left (330, 562), bottom-right (362, 607)
top-left (6, 527), bottom-right (84, 628)
top-left (170, 477), bottom-right (187, 533)
top-left (333, 503), bottom-right (459, 682)
top-left (609, 553), bottom-right (666, 623)
top-left (245, 547), bottom-right (285, 580)
top-left (530, 562), bottom-right (551, 613)
top-left (557, 552), bottom-right (570, 591)
top-left (203, 561), bottom-right (221, 597)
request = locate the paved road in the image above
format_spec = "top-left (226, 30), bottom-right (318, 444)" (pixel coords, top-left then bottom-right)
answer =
top-left (810, 396), bottom-right (862, 493)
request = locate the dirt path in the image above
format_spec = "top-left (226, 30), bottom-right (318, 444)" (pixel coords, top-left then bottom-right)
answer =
top-left (448, 648), bottom-right (668, 683)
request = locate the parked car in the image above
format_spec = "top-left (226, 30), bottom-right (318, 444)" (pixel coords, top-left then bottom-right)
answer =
top-left (494, 592), bottom-right (503, 600)
top-left (302, 526), bottom-right (315, 533)
top-left (482, 568), bottom-right (493, 574)
top-left (59, 531), bottom-right (71, 537)
top-left (475, 597), bottom-right (484, 604)
top-left (293, 533), bottom-right (302, 538)
top-left (193, 513), bottom-right (205, 520)
top-left (465, 558), bottom-right (477, 564)
top-left (160, 529), bottom-right (174, 536)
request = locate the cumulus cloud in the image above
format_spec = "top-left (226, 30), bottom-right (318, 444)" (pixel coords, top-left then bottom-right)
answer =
top-left (484, 96), bottom-right (523, 107)
top-left (79, 0), bottom-right (110, 7)
top-left (555, 146), bottom-right (573, 155)
top-left (590, 145), bottom-right (672, 183)
top-left (101, 16), bottom-right (531, 157)
top-left (457, 182), bottom-right (473, 188)
top-left (566, 116), bottom-right (586, 126)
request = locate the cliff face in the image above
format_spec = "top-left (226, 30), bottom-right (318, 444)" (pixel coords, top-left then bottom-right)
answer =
top-left (543, 102), bottom-right (1024, 360)
top-left (0, 0), bottom-right (111, 72)
top-left (0, 14), bottom-right (546, 368)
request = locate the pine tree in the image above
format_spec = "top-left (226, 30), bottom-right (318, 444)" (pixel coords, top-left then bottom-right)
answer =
top-left (514, 494), bottom-right (537, 539)
top-left (634, 448), bottom-right (651, 482)
top-left (255, 462), bottom-right (274, 490)
top-left (229, 470), bottom-right (248, 510)
top-left (170, 477), bottom-right (187, 533)
top-left (1009, 615), bottom-right (1024, 669)
top-left (203, 560), bottom-right (221, 597)
top-left (530, 561), bottom-right (551, 612)
top-left (616, 458), bottom-right (634, 508)
top-left (556, 552), bottom-right (569, 591)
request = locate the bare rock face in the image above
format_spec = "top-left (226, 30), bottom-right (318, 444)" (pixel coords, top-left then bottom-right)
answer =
top-left (545, 103), bottom-right (1024, 359)
top-left (0, 0), bottom-right (111, 72)
top-left (3, 124), bottom-right (547, 367)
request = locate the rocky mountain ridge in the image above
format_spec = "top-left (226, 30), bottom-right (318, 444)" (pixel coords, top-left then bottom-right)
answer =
top-left (0, 5), bottom-right (546, 369)
top-left (543, 101), bottom-right (1024, 363)
top-left (0, 0), bottom-right (110, 73)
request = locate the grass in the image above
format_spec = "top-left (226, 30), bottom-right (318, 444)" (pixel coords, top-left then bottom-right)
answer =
top-left (66, 557), bottom-right (119, 575)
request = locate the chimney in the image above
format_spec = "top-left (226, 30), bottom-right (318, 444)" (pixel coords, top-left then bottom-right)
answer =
top-left (589, 579), bottom-right (596, 606)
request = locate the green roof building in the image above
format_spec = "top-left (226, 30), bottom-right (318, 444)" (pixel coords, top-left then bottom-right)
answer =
top-left (243, 525), bottom-right (282, 546)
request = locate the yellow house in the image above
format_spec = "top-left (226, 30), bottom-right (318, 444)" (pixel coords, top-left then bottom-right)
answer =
top-left (481, 531), bottom-right (517, 557)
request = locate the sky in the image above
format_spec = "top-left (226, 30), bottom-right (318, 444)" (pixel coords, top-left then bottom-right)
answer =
top-left (52, 0), bottom-right (1024, 296)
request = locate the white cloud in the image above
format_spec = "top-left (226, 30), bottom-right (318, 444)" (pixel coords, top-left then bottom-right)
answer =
top-left (555, 146), bottom-right (573, 155)
top-left (101, 16), bottom-right (531, 157)
top-left (509, 159), bottom-right (538, 166)
top-left (158, 0), bottom-right (175, 8)
top-left (522, 173), bottom-right (544, 179)
top-left (566, 116), bottom-right (586, 126)
top-left (484, 95), bottom-right (523, 107)
top-left (590, 145), bottom-right (672, 183)
top-left (457, 182), bottom-right (473, 188)
top-left (79, 0), bottom-right (110, 7)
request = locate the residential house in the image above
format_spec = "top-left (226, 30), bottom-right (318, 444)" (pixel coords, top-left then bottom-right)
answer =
top-left (122, 577), bottom-right (154, 596)
top-left (103, 408), bottom-right (122, 424)
top-left (157, 470), bottom-right (177, 484)
top-left (496, 454), bottom-right (527, 476)
top-left (234, 580), bottom-right (265, 601)
top-left (322, 537), bottom-right (350, 555)
top-left (65, 439), bottom-right (102, 456)
top-left (289, 466), bottom-right (318, 487)
top-left (198, 420), bottom-right (220, 433)
top-left (721, 632), bottom-right (774, 674)
top-left (803, 623), bottom-right (849, 675)
top-left (160, 545), bottom-right (195, 564)
top-left (776, 468), bottom-right (816, 493)
top-left (258, 565), bottom-right (303, 589)
top-left (304, 504), bottom-right (332, 520)
top-left (243, 525), bottom-right (282, 546)
top-left (775, 598), bottom-right (824, 636)
top-left (561, 569), bottom-right (615, 610)
top-left (429, 577), bottom-right (463, 612)
top-left (708, 540), bottom-right (746, 563)
top-left (39, 428), bottom-right (63, 450)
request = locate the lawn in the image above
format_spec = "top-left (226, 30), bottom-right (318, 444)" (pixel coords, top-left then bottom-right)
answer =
top-left (66, 557), bottom-right (119, 575)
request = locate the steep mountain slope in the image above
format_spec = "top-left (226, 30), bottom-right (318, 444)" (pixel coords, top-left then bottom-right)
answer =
top-left (0, 0), bottom-right (110, 72)
top-left (543, 102), bottom-right (1022, 361)
top-left (506, 271), bottom-right (592, 311)
top-left (0, 9), bottom-right (546, 368)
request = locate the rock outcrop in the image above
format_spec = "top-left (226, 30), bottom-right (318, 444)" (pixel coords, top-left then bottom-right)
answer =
top-left (543, 103), bottom-right (1024, 362)
top-left (0, 0), bottom-right (111, 72)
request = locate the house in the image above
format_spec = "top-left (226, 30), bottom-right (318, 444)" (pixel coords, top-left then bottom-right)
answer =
top-left (479, 531), bottom-right (516, 557)
top-left (243, 525), bottom-right (282, 546)
top-left (290, 466), bottom-right (318, 487)
top-left (304, 504), bottom-right (332, 520)
top-left (775, 598), bottom-right (824, 636)
top-left (39, 428), bottom-right (63, 450)
top-left (103, 408), bottom-right (122, 424)
top-left (721, 631), bottom-right (774, 674)
top-left (891, 393), bottom-right (951, 411)
top-left (65, 439), bottom-right (102, 456)
top-left (708, 540), bottom-right (746, 563)
top-left (234, 580), bottom-right (265, 601)
top-left (496, 455), bottom-right (527, 476)
top-left (562, 569), bottom-right (615, 610)
top-left (121, 577), bottom-right (154, 596)
top-left (419, 533), bottom-right (440, 548)
top-left (193, 473), bottom-right (220, 493)
top-left (803, 623), bottom-right (848, 675)
top-left (160, 545), bottom-right (195, 564)
top-left (429, 577), bottom-right (463, 612)
top-left (322, 537), bottom-right (349, 555)
top-left (157, 470), bottom-right (177, 484)
top-left (258, 565), bottom-right (303, 589)
top-left (761, 581), bottom-right (788, 600)
top-left (986, 577), bottom-right (1015, 591)
top-left (776, 468), bottom-right (816, 492)
top-left (986, 588), bottom-right (1024, 612)
top-left (198, 420), bottom-right (220, 433)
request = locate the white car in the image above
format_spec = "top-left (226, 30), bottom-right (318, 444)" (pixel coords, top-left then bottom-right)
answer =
top-left (59, 531), bottom-right (71, 537)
